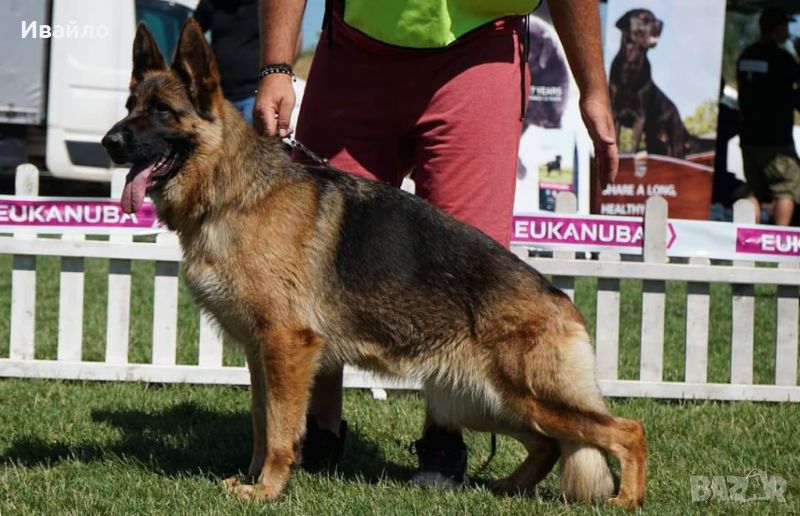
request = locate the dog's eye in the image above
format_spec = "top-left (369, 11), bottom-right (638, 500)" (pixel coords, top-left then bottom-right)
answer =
top-left (152, 100), bottom-right (173, 113)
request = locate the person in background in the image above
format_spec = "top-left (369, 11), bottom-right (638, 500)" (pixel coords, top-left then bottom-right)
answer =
top-left (254, 0), bottom-right (618, 488)
top-left (712, 79), bottom-right (747, 214)
top-left (737, 6), bottom-right (800, 225)
top-left (194, 0), bottom-right (260, 125)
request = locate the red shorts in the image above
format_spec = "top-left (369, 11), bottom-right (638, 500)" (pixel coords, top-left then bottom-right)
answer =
top-left (294, 12), bottom-right (529, 246)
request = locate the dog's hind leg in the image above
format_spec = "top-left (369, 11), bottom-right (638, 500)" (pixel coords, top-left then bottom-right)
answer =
top-left (488, 312), bottom-right (643, 507)
top-left (518, 399), bottom-right (646, 509)
top-left (489, 431), bottom-right (559, 496)
top-left (536, 328), bottom-right (643, 507)
top-left (230, 327), bottom-right (325, 501)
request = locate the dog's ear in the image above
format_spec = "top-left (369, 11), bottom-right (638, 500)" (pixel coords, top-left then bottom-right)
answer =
top-left (131, 23), bottom-right (167, 91)
top-left (616, 11), bottom-right (632, 30)
top-left (172, 18), bottom-right (222, 120)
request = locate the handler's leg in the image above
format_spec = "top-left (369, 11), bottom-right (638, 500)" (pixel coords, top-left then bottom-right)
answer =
top-left (301, 368), bottom-right (347, 472)
top-left (291, 14), bottom-right (411, 470)
top-left (408, 17), bottom-right (529, 487)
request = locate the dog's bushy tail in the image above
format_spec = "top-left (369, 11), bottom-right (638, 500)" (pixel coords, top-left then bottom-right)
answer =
top-left (559, 442), bottom-right (615, 503)
top-left (555, 324), bottom-right (616, 503)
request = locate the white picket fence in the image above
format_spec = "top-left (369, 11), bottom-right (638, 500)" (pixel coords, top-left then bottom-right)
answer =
top-left (0, 165), bottom-right (798, 402)
top-left (530, 193), bottom-right (800, 402)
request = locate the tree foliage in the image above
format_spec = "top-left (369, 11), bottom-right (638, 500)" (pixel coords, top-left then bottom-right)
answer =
top-left (683, 99), bottom-right (719, 137)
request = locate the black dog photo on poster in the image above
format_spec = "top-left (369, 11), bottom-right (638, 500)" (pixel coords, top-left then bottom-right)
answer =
top-left (597, 0), bottom-right (726, 219)
top-left (607, 4), bottom-right (720, 158)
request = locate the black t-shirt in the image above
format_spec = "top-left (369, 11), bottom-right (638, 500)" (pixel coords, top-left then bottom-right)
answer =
top-left (737, 42), bottom-right (800, 146)
top-left (194, 0), bottom-right (259, 101)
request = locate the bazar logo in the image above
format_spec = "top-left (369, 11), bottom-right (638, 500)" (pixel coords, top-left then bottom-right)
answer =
top-left (690, 470), bottom-right (787, 503)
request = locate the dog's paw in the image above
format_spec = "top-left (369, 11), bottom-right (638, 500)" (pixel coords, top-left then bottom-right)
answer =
top-left (606, 494), bottom-right (643, 510)
top-left (231, 483), bottom-right (281, 501)
top-left (222, 475), bottom-right (241, 490)
top-left (488, 477), bottom-right (523, 497)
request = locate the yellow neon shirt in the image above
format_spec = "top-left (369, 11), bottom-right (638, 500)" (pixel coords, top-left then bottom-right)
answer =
top-left (342, 0), bottom-right (542, 48)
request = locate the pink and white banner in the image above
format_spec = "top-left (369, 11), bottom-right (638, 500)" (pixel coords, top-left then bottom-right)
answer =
top-left (0, 196), bottom-right (162, 235)
top-left (512, 213), bottom-right (800, 263)
top-left (0, 195), bottom-right (797, 263)
top-left (736, 227), bottom-right (800, 259)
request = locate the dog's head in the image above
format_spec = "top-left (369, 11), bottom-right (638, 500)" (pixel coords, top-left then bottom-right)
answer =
top-left (616, 9), bottom-right (663, 49)
top-left (102, 20), bottom-right (224, 214)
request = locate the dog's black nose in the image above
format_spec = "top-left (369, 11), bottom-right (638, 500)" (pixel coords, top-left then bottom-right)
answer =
top-left (101, 132), bottom-right (124, 152)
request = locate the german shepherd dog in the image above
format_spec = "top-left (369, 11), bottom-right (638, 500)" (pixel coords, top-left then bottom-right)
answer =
top-left (102, 21), bottom-right (647, 509)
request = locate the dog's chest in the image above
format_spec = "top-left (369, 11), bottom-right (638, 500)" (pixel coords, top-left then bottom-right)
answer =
top-left (184, 260), bottom-right (258, 342)
top-left (184, 261), bottom-right (227, 307)
top-left (181, 220), bottom-right (256, 335)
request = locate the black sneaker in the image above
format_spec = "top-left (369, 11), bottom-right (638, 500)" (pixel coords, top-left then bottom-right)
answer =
top-left (409, 425), bottom-right (467, 489)
top-left (301, 416), bottom-right (347, 472)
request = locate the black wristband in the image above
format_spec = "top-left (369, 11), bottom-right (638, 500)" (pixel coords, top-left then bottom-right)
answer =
top-left (258, 63), bottom-right (294, 80)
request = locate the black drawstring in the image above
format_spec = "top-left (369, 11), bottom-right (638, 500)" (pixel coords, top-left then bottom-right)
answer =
top-left (476, 433), bottom-right (498, 473)
top-left (520, 14), bottom-right (530, 121)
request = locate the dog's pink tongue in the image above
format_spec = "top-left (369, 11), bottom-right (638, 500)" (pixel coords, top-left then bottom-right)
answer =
top-left (121, 162), bottom-right (155, 214)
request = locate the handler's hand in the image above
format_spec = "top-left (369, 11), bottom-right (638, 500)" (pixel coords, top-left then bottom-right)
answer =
top-left (253, 74), bottom-right (295, 137)
top-left (580, 95), bottom-right (618, 189)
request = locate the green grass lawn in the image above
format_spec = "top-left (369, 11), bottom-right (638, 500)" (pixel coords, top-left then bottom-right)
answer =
top-left (538, 166), bottom-right (574, 186)
top-left (0, 255), bottom-right (798, 514)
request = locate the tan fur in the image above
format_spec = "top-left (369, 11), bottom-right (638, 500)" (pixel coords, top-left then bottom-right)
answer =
top-left (559, 442), bottom-right (616, 503)
top-left (112, 20), bottom-right (648, 509)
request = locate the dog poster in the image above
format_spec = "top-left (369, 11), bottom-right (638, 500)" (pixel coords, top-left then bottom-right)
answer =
top-left (596, 0), bottom-right (726, 219)
top-left (514, 4), bottom-right (583, 214)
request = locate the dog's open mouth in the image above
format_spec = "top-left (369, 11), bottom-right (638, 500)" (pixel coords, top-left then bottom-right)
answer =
top-left (121, 146), bottom-right (184, 214)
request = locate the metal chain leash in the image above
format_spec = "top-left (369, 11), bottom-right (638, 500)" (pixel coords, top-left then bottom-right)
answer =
top-left (286, 137), bottom-right (329, 167)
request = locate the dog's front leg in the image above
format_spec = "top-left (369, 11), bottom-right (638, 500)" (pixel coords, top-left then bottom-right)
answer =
top-left (245, 346), bottom-right (267, 477)
top-left (221, 344), bottom-right (267, 491)
top-left (230, 328), bottom-right (324, 501)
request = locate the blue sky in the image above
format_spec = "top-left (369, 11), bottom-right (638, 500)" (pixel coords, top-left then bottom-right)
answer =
top-left (604, 0), bottom-right (727, 117)
top-left (301, 1), bottom-right (325, 50)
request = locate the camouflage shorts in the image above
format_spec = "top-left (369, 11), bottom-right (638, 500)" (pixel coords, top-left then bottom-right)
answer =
top-left (741, 145), bottom-right (800, 204)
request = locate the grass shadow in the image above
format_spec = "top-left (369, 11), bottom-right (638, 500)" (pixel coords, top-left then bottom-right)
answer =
top-left (0, 401), bottom-right (413, 484)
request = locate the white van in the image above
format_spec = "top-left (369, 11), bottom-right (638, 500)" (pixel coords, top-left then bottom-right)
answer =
top-left (1, 0), bottom-right (197, 182)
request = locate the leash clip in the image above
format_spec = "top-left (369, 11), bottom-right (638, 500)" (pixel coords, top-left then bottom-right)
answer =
top-left (286, 137), bottom-right (329, 167)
